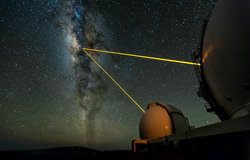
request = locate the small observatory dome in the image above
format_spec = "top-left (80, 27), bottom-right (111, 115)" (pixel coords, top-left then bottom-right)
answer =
top-left (139, 103), bottom-right (189, 140)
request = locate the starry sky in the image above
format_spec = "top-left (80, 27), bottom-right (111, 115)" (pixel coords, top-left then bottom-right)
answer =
top-left (0, 0), bottom-right (219, 151)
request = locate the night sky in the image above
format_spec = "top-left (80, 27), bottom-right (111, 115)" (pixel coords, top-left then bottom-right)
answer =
top-left (0, 0), bottom-right (219, 150)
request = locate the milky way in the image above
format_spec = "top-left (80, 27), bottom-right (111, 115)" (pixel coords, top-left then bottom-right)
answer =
top-left (62, 0), bottom-right (112, 120)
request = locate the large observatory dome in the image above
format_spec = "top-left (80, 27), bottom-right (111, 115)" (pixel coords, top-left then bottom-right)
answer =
top-left (201, 0), bottom-right (250, 118)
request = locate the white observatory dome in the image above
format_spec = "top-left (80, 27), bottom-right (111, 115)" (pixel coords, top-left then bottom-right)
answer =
top-left (139, 103), bottom-right (189, 140)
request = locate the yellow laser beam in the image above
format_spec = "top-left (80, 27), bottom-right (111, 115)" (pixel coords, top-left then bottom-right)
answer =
top-left (83, 48), bottom-right (200, 66)
top-left (82, 48), bottom-right (145, 113)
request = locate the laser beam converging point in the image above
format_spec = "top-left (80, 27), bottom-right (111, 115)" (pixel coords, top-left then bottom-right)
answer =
top-left (82, 48), bottom-right (145, 113)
